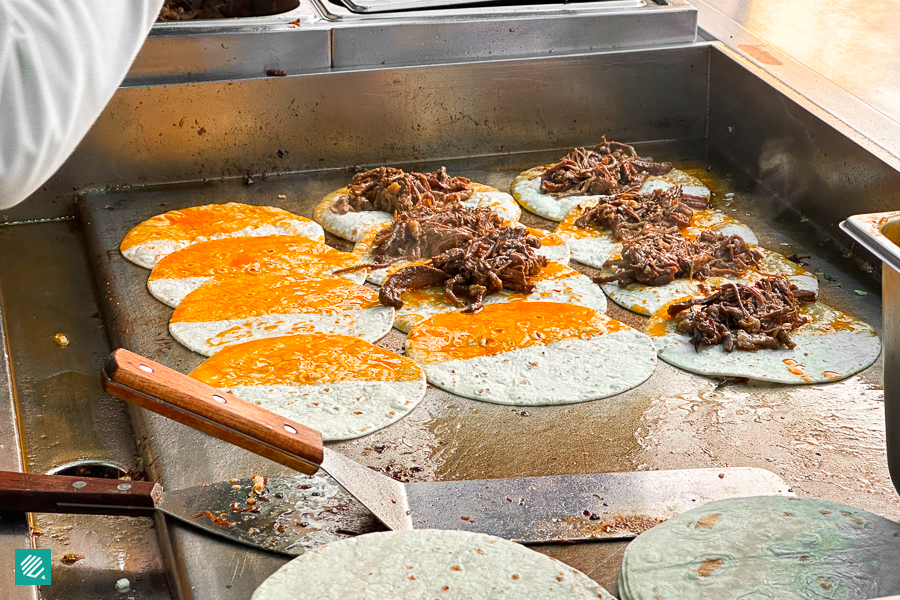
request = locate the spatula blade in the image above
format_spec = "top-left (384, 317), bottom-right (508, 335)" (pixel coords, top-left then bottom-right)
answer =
top-left (404, 467), bottom-right (793, 543)
top-left (158, 473), bottom-right (383, 556)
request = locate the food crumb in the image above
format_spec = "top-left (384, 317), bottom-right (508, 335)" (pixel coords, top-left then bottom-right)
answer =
top-left (116, 578), bottom-right (131, 593)
top-left (266, 69), bottom-right (287, 77)
top-left (60, 553), bottom-right (84, 565)
top-left (278, 194), bottom-right (287, 199)
top-left (54, 333), bottom-right (69, 347)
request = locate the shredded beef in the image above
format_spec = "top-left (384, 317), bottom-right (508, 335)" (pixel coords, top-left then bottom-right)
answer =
top-left (369, 201), bottom-right (504, 265)
top-left (573, 185), bottom-right (709, 242)
top-left (331, 167), bottom-right (473, 215)
top-left (539, 137), bottom-right (674, 198)
top-left (667, 276), bottom-right (817, 352)
top-left (595, 230), bottom-right (763, 287)
top-left (379, 227), bottom-right (548, 313)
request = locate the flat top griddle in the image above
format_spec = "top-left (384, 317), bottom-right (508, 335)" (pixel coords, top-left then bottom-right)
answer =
top-left (78, 141), bottom-right (890, 598)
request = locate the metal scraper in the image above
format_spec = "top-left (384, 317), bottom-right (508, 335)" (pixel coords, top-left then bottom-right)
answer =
top-left (0, 471), bottom-right (380, 555)
top-left (102, 349), bottom-right (794, 545)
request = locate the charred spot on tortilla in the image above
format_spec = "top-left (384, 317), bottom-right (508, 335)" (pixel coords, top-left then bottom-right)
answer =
top-left (380, 225), bottom-right (548, 314)
top-left (596, 230), bottom-right (762, 288)
top-left (666, 276), bottom-right (817, 353)
top-left (572, 185), bottom-right (708, 241)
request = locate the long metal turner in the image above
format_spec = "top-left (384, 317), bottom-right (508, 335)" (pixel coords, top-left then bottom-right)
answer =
top-left (102, 349), bottom-right (794, 543)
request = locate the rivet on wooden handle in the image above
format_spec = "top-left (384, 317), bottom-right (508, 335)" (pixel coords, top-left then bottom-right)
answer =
top-left (0, 471), bottom-right (161, 517)
top-left (102, 349), bottom-right (324, 475)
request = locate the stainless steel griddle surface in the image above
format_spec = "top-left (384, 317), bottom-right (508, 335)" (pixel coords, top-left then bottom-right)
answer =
top-left (79, 141), bottom-right (894, 598)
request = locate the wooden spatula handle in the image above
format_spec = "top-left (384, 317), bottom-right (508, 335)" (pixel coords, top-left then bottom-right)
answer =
top-left (102, 349), bottom-right (323, 475)
top-left (0, 471), bottom-right (161, 517)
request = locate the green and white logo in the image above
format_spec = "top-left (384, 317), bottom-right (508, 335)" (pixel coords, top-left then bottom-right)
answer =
top-left (15, 549), bottom-right (51, 585)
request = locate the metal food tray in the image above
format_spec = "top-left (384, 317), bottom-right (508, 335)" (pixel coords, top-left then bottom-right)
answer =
top-left (19, 41), bottom-right (889, 598)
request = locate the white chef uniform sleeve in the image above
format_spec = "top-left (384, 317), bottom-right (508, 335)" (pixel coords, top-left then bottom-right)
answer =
top-left (0, 1), bottom-right (164, 210)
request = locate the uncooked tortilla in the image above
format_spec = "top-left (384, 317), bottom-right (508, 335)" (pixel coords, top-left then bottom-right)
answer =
top-left (406, 302), bottom-right (656, 405)
top-left (315, 182), bottom-right (521, 243)
top-left (120, 202), bottom-right (325, 269)
top-left (190, 334), bottom-right (425, 441)
top-left (645, 298), bottom-right (881, 384)
top-left (353, 224), bottom-right (571, 286)
top-left (147, 235), bottom-right (366, 308)
top-left (252, 529), bottom-right (614, 600)
top-left (170, 274), bottom-right (394, 356)
top-left (619, 496), bottom-right (900, 600)
top-left (392, 262), bottom-right (607, 333)
top-left (554, 198), bottom-right (758, 271)
top-left (511, 165), bottom-right (710, 222)
top-left (601, 247), bottom-right (820, 317)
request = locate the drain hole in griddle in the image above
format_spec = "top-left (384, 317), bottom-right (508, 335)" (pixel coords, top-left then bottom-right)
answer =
top-left (47, 460), bottom-right (128, 480)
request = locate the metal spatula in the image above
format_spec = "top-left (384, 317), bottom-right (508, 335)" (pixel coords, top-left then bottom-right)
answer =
top-left (102, 349), bottom-right (793, 543)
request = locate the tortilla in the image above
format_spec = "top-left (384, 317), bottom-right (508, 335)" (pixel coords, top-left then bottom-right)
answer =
top-left (189, 335), bottom-right (425, 441)
top-left (353, 224), bottom-right (571, 286)
top-left (601, 248), bottom-right (820, 317)
top-left (554, 198), bottom-right (759, 271)
top-left (170, 274), bottom-right (394, 356)
top-left (392, 261), bottom-right (607, 333)
top-left (120, 202), bottom-right (325, 269)
top-left (645, 297), bottom-right (880, 384)
top-left (406, 302), bottom-right (656, 406)
top-left (511, 166), bottom-right (710, 222)
top-left (252, 529), bottom-right (614, 600)
top-left (619, 496), bottom-right (900, 600)
top-left (147, 235), bottom-right (366, 308)
top-left (315, 182), bottom-right (521, 243)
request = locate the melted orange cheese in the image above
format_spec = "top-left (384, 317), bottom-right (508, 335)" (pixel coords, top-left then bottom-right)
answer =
top-left (172, 274), bottom-right (379, 323)
top-left (190, 334), bottom-right (421, 386)
top-left (149, 235), bottom-right (361, 281)
top-left (121, 203), bottom-right (310, 250)
top-left (407, 302), bottom-right (627, 363)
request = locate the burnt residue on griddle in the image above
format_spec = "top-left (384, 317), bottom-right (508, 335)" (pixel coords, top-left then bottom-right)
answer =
top-left (538, 137), bottom-right (673, 198)
top-left (539, 513), bottom-right (665, 540)
top-left (667, 276), bottom-right (816, 352)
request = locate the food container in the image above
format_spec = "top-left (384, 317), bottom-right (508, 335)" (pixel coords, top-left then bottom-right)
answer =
top-left (841, 213), bottom-right (900, 496)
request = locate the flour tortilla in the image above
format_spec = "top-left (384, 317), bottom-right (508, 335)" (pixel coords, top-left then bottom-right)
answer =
top-left (392, 262), bottom-right (607, 333)
top-left (190, 335), bottom-right (425, 441)
top-left (619, 496), bottom-right (900, 600)
top-left (120, 202), bottom-right (325, 269)
top-left (252, 529), bottom-right (614, 600)
top-left (147, 235), bottom-right (366, 308)
top-left (645, 297), bottom-right (880, 384)
top-left (511, 165), bottom-right (710, 222)
top-left (170, 274), bottom-right (394, 356)
top-left (354, 224), bottom-right (571, 286)
top-left (554, 199), bottom-right (758, 271)
top-left (601, 247), bottom-right (820, 317)
top-left (406, 302), bottom-right (656, 406)
top-left (315, 182), bottom-right (521, 243)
